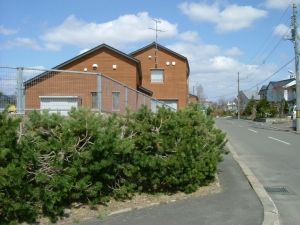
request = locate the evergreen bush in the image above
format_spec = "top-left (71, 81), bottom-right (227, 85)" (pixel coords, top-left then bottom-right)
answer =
top-left (0, 108), bottom-right (38, 225)
top-left (0, 104), bottom-right (227, 223)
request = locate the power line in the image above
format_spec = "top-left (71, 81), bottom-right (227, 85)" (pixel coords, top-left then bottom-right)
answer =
top-left (207, 58), bottom-right (295, 100)
top-left (243, 57), bottom-right (295, 91)
top-left (246, 5), bottom-right (290, 66)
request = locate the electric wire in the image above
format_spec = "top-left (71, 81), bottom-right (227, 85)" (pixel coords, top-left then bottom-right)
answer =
top-left (246, 5), bottom-right (290, 65)
top-left (207, 57), bottom-right (295, 100)
top-left (243, 57), bottom-right (295, 91)
top-left (210, 6), bottom-right (291, 97)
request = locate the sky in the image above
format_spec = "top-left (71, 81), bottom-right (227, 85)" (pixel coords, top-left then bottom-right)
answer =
top-left (1, 0), bottom-right (300, 102)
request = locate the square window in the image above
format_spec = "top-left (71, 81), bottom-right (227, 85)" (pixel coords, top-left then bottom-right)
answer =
top-left (151, 69), bottom-right (164, 83)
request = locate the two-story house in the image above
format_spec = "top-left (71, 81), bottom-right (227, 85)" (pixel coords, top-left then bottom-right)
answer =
top-left (258, 78), bottom-right (295, 106)
top-left (265, 78), bottom-right (295, 103)
top-left (282, 79), bottom-right (296, 105)
top-left (25, 42), bottom-right (190, 113)
top-left (130, 42), bottom-right (190, 110)
top-left (258, 85), bottom-right (268, 100)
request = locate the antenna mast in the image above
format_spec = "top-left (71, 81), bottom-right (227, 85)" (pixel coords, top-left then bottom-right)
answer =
top-left (150, 19), bottom-right (163, 68)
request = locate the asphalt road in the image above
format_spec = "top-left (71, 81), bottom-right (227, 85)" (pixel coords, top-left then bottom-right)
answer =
top-left (215, 117), bottom-right (300, 225)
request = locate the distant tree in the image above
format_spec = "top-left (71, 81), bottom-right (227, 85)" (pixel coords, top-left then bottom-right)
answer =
top-left (211, 101), bottom-right (218, 109)
top-left (244, 96), bottom-right (256, 116)
top-left (195, 84), bottom-right (207, 107)
top-left (217, 96), bottom-right (227, 110)
top-left (206, 107), bottom-right (213, 116)
top-left (270, 107), bottom-right (279, 118)
top-left (256, 99), bottom-right (270, 117)
top-left (279, 98), bottom-right (289, 116)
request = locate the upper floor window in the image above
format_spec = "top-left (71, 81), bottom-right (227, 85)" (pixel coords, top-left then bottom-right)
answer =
top-left (151, 69), bottom-right (164, 83)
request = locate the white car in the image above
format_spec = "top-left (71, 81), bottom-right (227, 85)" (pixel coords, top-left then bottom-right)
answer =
top-left (291, 105), bottom-right (297, 120)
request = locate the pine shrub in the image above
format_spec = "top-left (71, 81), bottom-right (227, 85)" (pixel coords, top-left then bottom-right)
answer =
top-left (0, 104), bottom-right (227, 223)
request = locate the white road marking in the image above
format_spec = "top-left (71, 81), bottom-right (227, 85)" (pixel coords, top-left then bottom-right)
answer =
top-left (248, 129), bottom-right (257, 133)
top-left (269, 137), bottom-right (291, 145)
top-left (239, 125), bottom-right (243, 127)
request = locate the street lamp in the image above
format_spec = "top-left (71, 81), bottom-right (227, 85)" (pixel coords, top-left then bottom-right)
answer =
top-left (288, 70), bottom-right (295, 78)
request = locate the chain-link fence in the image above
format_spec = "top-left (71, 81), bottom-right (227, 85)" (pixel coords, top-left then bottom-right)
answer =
top-left (0, 66), bottom-right (174, 115)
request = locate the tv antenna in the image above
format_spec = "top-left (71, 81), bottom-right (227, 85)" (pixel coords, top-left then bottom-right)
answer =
top-left (149, 19), bottom-right (164, 68)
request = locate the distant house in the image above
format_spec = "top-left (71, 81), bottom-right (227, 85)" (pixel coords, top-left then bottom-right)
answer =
top-left (130, 42), bottom-right (190, 110)
top-left (258, 85), bottom-right (268, 100)
top-left (265, 78), bottom-right (295, 103)
top-left (24, 42), bottom-right (190, 114)
top-left (282, 80), bottom-right (296, 106)
top-left (188, 94), bottom-right (198, 104)
top-left (226, 101), bottom-right (237, 112)
top-left (238, 90), bottom-right (260, 110)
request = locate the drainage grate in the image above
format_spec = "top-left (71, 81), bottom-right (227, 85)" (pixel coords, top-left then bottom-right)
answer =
top-left (264, 186), bottom-right (290, 194)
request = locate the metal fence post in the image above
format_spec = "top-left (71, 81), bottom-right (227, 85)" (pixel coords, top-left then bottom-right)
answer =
top-left (17, 67), bottom-right (25, 114)
top-left (125, 86), bottom-right (128, 107)
top-left (97, 73), bottom-right (102, 112)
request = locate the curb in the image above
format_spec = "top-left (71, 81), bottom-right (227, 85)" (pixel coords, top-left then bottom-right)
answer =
top-left (226, 141), bottom-right (280, 225)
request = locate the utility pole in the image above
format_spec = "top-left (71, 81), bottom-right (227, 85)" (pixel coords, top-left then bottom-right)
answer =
top-left (238, 72), bottom-right (240, 120)
top-left (292, 4), bottom-right (300, 132)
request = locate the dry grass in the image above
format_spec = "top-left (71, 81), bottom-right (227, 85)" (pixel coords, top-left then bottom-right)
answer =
top-left (21, 177), bottom-right (221, 225)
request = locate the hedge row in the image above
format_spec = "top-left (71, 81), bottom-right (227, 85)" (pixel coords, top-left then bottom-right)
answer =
top-left (0, 104), bottom-right (227, 224)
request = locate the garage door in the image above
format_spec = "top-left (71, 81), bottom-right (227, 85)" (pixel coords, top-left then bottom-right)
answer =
top-left (40, 96), bottom-right (80, 116)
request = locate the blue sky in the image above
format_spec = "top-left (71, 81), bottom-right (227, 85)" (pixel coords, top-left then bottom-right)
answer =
top-left (1, 0), bottom-right (300, 101)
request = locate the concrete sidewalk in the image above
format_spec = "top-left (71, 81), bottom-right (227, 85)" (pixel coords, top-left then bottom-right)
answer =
top-left (257, 119), bottom-right (298, 133)
top-left (78, 151), bottom-right (263, 225)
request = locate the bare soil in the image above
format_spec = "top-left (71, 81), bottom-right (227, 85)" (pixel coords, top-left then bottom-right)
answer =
top-left (21, 176), bottom-right (221, 225)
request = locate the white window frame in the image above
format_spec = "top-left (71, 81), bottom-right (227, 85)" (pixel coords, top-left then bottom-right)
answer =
top-left (151, 69), bottom-right (164, 83)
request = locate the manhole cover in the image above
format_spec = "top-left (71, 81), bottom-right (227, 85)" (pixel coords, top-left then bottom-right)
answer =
top-left (264, 186), bottom-right (295, 195)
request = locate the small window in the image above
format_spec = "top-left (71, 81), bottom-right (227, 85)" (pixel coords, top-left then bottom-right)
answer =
top-left (112, 92), bottom-right (120, 110)
top-left (92, 92), bottom-right (97, 108)
top-left (151, 69), bottom-right (164, 83)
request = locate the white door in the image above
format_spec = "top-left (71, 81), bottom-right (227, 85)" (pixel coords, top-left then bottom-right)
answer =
top-left (40, 96), bottom-right (79, 116)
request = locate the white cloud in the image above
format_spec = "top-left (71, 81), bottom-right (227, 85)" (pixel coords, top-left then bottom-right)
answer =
top-left (0, 38), bottom-right (42, 50)
top-left (273, 24), bottom-right (291, 37)
top-left (178, 2), bottom-right (220, 23)
top-left (224, 47), bottom-right (244, 56)
top-left (39, 13), bottom-right (178, 50)
top-left (178, 2), bottom-right (267, 33)
top-left (79, 48), bottom-right (90, 55)
top-left (167, 42), bottom-right (279, 100)
top-left (264, 0), bottom-right (300, 9)
top-left (0, 25), bottom-right (18, 35)
top-left (178, 31), bottom-right (201, 43)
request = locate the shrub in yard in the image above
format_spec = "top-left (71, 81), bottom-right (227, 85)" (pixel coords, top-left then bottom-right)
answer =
top-left (21, 107), bottom-right (136, 222)
top-left (1, 104), bottom-right (227, 223)
top-left (0, 108), bottom-right (39, 225)
top-left (123, 103), bottom-right (227, 193)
